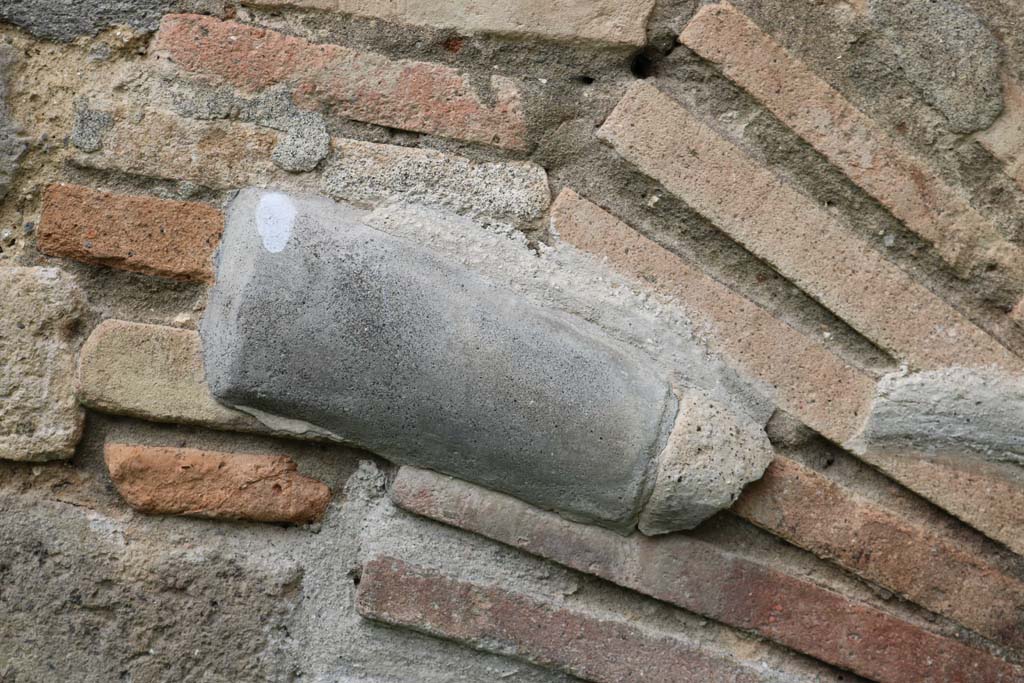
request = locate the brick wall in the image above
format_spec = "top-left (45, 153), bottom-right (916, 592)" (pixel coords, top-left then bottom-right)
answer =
top-left (4, 1), bottom-right (1024, 681)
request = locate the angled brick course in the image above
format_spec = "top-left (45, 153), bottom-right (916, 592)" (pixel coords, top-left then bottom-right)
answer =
top-left (734, 456), bottom-right (1024, 650)
top-left (104, 443), bottom-right (331, 523)
top-left (597, 81), bottom-right (1022, 371)
top-left (154, 14), bottom-right (528, 149)
top-left (679, 2), bottom-right (1024, 282)
top-left (391, 466), bottom-right (1024, 683)
top-left (38, 184), bottom-right (223, 282)
top-left (357, 556), bottom-right (801, 683)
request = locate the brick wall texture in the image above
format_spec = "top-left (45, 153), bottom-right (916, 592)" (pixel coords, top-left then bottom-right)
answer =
top-left (5, 0), bottom-right (1024, 681)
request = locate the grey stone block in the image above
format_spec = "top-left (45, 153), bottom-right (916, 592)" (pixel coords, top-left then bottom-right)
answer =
top-left (201, 189), bottom-right (772, 533)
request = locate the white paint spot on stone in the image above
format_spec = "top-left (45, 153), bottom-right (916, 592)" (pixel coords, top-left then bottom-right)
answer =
top-left (256, 192), bottom-right (296, 253)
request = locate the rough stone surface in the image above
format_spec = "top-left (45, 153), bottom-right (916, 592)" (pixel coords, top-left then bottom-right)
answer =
top-left (868, 0), bottom-right (1003, 133)
top-left (0, 45), bottom-right (25, 203)
top-left (358, 555), bottom-right (790, 683)
top-left (734, 456), bottom-right (1024, 650)
top-left (69, 100), bottom-right (113, 153)
top-left (598, 81), bottom-right (1022, 372)
top-left (73, 109), bottom-right (551, 220)
top-left (551, 188), bottom-right (876, 445)
top-left (391, 466), bottom-right (1024, 683)
top-left (856, 367), bottom-right (1024, 465)
top-left (243, 0), bottom-right (656, 46)
top-left (105, 442), bottom-right (332, 523)
top-left (639, 387), bottom-right (773, 535)
top-left (202, 189), bottom-right (768, 533)
top-left (0, 0), bottom-right (174, 42)
top-left (0, 267), bottom-right (86, 461)
top-left (38, 183), bottom-right (224, 282)
top-left (271, 114), bottom-right (331, 172)
top-left (154, 14), bottom-right (529, 150)
top-left (680, 2), bottom-right (1024, 282)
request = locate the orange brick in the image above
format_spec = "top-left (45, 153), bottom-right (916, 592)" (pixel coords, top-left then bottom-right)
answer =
top-left (597, 81), bottom-right (1022, 371)
top-left (153, 14), bottom-right (527, 150)
top-left (391, 466), bottom-right (1024, 683)
top-left (104, 442), bottom-right (330, 523)
top-left (680, 2), bottom-right (1024, 282)
top-left (38, 184), bottom-right (223, 282)
top-left (734, 456), bottom-right (1024, 650)
top-left (551, 188), bottom-right (874, 444)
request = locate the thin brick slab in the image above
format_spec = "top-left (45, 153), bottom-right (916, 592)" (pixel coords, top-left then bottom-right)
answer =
top-left (38, 184), bottom-right (223, 282)
top-left (73, 110), bottom-right (550, 220)
top-left (241, 0), bottom-right (656, 47)
top-left (154, 14), bottom-right (527, 150)
top-left (104, 443), bottom-right (330, 523)
top-left (597, 81), bottom-right (1021, 371)
top-left (551, 188), bottom-right (875, 445)
top-left (734, 456), bottom-right (1024, 650)
top-left (0, 267), bottom-right (86, 461)
top-left (357, 555), bottom-right (815, 683)
top-left (679, 2), bottom-right (1024, 281)
top-left (391, 466), bottom-right (1024, 683)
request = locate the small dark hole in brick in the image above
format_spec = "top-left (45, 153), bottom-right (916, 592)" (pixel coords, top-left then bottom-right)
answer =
top-left (576, 75), bottom-right (595, 85)
top-left (630, 51), bottom-right (656, 79)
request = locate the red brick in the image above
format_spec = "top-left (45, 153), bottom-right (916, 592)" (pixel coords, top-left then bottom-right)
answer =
top-left (357, 556), bottom-right (801, 683)
top-left (38, 184), bottom-right (223, 282)
top-left (680, 2), bottom-right (1024, 283)
top-left (552, 188), bottom-right (875, 444)
top-left (104, 442), bottom-right (331, 523)
top-left (153, 14), bottom-right (527, 150)
top-left (391, 466), bottom-right (1024, 683)
top-left (734, 456), bottom-right (1024, 650)
top-left (597, 81), bottom-right (1022, 372)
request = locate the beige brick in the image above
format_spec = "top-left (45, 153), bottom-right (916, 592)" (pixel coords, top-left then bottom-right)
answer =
top-left (978, 73), bottom-right (1024, 191)
top-left (1, 267), bottom-right (86, 461)
top-left (598, 82), bottom-right (1022, 371)
top-left (104, 443), bottom-right (331, 523)
top-left (680, 2), bottom-right (1024, 282)
top-left (358, 555), bottom-right (815, 683)
top-left (241, 0), bottom-right (655, 47)
top-left (73, 110), bottom-right (550, 220)
top-left (551, 188), bottom-right (874, 444)
top-left (154, 14), bottom-right (527, 150)
top-left (38, 184), bottom-right (223, 282)
top-left (391, 466), bottom-right (1024, 683)
top-left (734, 456), bottom-right (1024, 650)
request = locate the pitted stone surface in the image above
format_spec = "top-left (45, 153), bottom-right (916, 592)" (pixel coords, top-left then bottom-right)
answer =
top-left (0, 267), bottom-right (86, 461)
top-left (202, 189), bottom-right (770, 533)
top-left (0, 45), bottom-right (25, 202)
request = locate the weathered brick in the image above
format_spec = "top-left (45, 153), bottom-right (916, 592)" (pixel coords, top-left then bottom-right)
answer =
top-left (734, 456), bottom-right (1024, 650)
top-left (979, 73), bottom-right (1024, 193)
top-left (680, 2), bottom-right (1024, 282)
top-left (551, 188), bottom-right (874, 444)
top-left (1, 267), bottom-right (86, 461)
top-left (38, 184), bottom-right (223, 282)
top-left (391, 466), bottom-right (1024, 683)
top-left (77, 320), bottom-right (268, 433)
top-left (357, 555), bottom-right (825, 683)
top-left (857, 449), bottom-right (1024, 559)
top-left (598, 82), bottom-right (1022, 371)
top-left (153, 14), bottom-right (527, 150)
top-left (73, 110), bottom-right (550, 220)
top-left (242, 0), bottom-right (655, 47)
top-left (104, 443), bottom-right (330, 523)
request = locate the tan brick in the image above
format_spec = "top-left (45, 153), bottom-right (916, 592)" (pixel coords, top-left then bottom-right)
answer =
top-left (858, 450), bottom-right (1024, 558)
top-left (598, 82), bottom-right (1022, 371)
top-left (391, 466), bottom-right (1023, 683)
top-left (104, 443), bottom-right (331, 523)
top-left (74, 110), bottom-right (549, 220)
top-left (680, 2), bottom-right (1024, 282)
top-left (1, 267), bottom-right (86, 461)
top-left (551, 188), bottom-right (875, 444)
top-left (153, 14), bottom-right (527, 150)
top-left (38, 184), bottom-right (223, 282)
top-left (241, 0), bottom-right (655, 47)
top-left (978, 73), bottom-right (1024, 192)
top-left (734, 456), bottom-right (1024, 650)
top-left (358, 556), bottom-right (807, 683)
